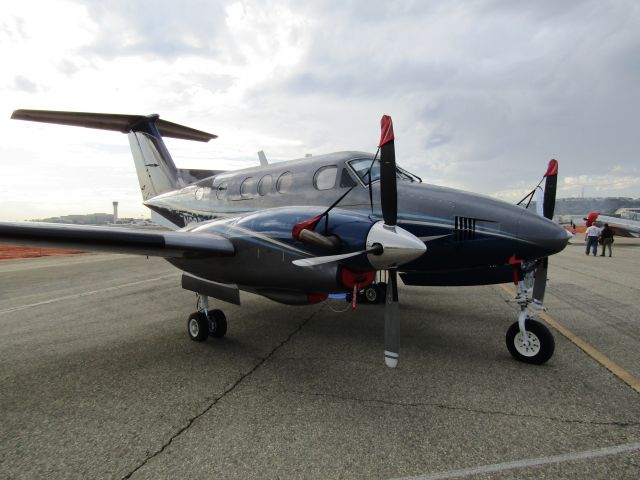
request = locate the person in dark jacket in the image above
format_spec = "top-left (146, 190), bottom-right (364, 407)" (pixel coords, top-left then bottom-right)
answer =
top-left (599, 223), bottom-right (614, 257)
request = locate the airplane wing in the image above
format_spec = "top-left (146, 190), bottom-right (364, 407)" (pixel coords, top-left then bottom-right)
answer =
top-left (596, 215), bottom-right (640, 238)
top-left (0, 222), bottom-right (235, 258)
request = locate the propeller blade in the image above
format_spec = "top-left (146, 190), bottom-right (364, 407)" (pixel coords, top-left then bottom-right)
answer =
top-left (532, 257), bottom-right (548, 305)
top-left (292, 246), bottom-right (381, 267)
top-left (379, 115), bottom-right (397, 226)
top-left (384, 268), bottom-right (400, 368)
top-left (542, 159), bottom-right (558, 220)
top-left (533, 160), bottom-right (557, 307)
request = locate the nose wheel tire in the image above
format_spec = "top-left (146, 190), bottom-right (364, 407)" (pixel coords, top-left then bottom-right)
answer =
top-left (187, 312), bottom-right (209, 342)
top-left (506, 319), bottom-right (555, 365)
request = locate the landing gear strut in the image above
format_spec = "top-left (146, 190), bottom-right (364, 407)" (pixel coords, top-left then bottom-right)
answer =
top-left (506, 260), bottom-right (555, 364)
top-left (187, 294), bottom-right (227, 342)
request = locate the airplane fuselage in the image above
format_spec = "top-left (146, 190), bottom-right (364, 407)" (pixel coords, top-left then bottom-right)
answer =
top-left (145, 151), bottom-right (569, 296)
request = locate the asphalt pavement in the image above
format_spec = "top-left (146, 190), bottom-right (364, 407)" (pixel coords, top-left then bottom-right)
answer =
top-left (1, 244), bottom-right (639, 479)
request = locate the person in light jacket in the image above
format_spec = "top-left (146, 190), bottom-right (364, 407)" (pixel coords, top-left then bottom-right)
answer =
top-left (585, 224), bottom-right (601, 256)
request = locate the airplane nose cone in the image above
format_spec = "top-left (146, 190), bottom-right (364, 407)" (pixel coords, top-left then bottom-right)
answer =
top-left (518, 211), bottom-right (571, 256)
top-left (366, 222), bottom-right (427, 270)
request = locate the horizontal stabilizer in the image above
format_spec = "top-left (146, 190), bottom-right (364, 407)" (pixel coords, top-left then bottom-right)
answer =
top-left (11, 109), bottom-right (217, 142)
top-left (0, 222), bottom-right (234, 259)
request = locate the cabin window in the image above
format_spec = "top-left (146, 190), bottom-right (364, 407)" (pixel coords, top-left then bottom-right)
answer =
top-left (240, 177), bottom-right (255, 198)
top-left (216, 182), bottom-right (228, 199)
top-left (258, 175), bottom-right (273, 196)
top-left (313, 166), bottom-right (337, 190)
top-left (276, 172), bottom-right (293, 193)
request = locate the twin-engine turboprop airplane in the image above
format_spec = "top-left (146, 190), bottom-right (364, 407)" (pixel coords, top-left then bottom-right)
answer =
top-left (0, 110), bottom-right (571, 368)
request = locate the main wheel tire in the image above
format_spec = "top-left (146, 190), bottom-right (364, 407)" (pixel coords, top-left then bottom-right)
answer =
top-left (187, 312), bottom-right (209, 342)
top-left (208, 309), bottom-right (227, 338)
top-left (506, 319), bottom-right (555, 364)
top-left (364, 285), bottom-right (378, 304)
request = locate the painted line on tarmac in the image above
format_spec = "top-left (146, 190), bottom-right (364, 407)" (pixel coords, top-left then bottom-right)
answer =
top-left (499, 284), bottom-right (640, 394)
top-left (0, 274), bottom-right (176, 316)
top-left (391, 441), bottom-right (640, 480)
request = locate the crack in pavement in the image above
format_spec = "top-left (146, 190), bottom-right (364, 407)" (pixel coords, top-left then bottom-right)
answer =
top-left (121, 307), bottom-right (322, 480)
top-left (247, 386), bottom-right (640, 428)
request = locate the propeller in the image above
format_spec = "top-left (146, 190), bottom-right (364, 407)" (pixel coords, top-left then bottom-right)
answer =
top-left (292, 115), bottom-right (426, 368)
top-left (378, 115), bottom-right (401, 368)
top-left (532, 159), bottom-right (558, 306)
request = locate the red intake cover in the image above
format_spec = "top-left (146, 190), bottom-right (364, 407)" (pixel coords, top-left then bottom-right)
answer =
top-left (339, 267), bottom-right (375, 289)
top-left (292, 214), bottom-right (323, 240)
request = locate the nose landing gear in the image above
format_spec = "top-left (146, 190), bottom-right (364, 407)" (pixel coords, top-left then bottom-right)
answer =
top-left (506, 260), bottom-right (555, 364)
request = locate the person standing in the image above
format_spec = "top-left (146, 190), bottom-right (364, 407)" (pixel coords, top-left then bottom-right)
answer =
top-left (585, 223), bottom-right (601, 256)
top-left (599, 223), bottom-right (614, 257)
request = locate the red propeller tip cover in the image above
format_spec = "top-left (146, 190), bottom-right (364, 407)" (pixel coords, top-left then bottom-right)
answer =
top-left (379, 115), bottom-right (395, 147)
top-left (545, 159), bottom-right (558, 177)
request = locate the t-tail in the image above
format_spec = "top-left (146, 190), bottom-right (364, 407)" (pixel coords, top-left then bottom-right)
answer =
top-left (11, 109), bottom-right (217, 204)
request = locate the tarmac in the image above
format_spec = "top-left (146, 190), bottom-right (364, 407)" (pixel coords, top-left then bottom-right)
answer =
top-left (1, 238), bottom-right (639, 479)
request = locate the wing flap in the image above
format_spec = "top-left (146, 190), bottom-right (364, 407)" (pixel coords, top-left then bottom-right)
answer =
top-left (0, 222), bottom-right (234, 258)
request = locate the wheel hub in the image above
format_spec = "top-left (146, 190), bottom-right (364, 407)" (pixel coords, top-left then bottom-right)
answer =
top-left (514, 331), bottom-right (541, 357)
top-left (189, 318), bottom-right (200, 337)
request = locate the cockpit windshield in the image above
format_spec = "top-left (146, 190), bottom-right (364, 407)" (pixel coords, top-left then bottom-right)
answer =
top-left (347, 158), bottom-right (422, 185)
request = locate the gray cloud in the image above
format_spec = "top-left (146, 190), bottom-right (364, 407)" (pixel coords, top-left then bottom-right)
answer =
top-left (13, 75), bottom-right (39, 93)
top-left (71, 0), bottom-right (228, 59)
top-left (58, 59), bottom-right (79, 77)
top-left (237, 0), bottom-right (640, 197)
top-left (5, 0), bottom-right (637, 206)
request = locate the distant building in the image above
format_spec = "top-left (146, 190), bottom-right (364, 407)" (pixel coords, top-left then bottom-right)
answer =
top-left (33, 213), bottom-right (150, 226)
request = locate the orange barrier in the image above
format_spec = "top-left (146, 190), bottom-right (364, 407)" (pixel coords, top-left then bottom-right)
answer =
top-left (0, 246), bottom-right (84, 260)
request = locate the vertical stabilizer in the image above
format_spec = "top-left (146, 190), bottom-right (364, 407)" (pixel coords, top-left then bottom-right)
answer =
top-left (11, 108), bottom-right (217, 202)
top-left (128, 127), bottom-right (181, 200)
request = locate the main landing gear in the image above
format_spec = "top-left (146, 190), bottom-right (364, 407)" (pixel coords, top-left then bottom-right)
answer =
top-left (506, 261), bottom-right (555, 364)
top-left (361, 272), bottom-right (389, 304)
top-left (187, 294), bottom-right (227, 342)
top-left (363, 282), bottom-right (387, 304)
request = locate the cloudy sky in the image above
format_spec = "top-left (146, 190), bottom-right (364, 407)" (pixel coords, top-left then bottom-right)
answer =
top-left (1, 0), bottom-right (639, 221)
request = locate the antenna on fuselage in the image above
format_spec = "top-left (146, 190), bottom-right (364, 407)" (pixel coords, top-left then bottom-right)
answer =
top-left (257, 151), bottom-right (268, 167)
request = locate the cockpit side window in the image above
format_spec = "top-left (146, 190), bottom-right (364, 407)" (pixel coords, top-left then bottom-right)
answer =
top-left (348, 158), bottom-right (380, 184)
top-left (347, 158), bottom-right (421, 185)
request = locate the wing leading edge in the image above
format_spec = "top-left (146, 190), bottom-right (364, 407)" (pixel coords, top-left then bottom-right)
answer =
top-left (0, 222), bottom-right (234, 258)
